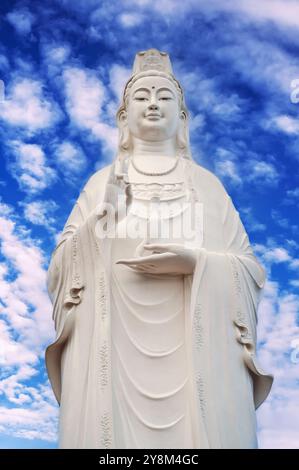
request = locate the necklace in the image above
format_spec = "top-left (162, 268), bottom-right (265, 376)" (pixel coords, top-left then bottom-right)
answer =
top-left (130, 154), bottom-right (181, 176)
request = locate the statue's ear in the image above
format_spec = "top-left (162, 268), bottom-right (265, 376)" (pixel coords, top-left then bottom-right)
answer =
top-left (118, 109), bottom-right (127, 125)
top-left (177, 110), bottom-right (188, 151)
top-left (117, 109), bottom-right (130, 151)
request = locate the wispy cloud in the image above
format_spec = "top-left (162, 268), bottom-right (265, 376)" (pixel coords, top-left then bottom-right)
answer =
top-left (7, 141), bottom-right (56, 194)
top-left (6, 8), bottom-right (35, 36)
top-left (0, 78), bottom-right (61, 133)
top-left (0, 205), bottom-right (58, 442)
top-left (54, 141), bottom-right (87, 180)
top-left (63, 66), bottom-right (117, 154)
top-left (257, 281), bottom-right (299, 448)
top-left (273, 115), bottom-right (299, 135)
top-left (20, 200), bottom-right (58, 232)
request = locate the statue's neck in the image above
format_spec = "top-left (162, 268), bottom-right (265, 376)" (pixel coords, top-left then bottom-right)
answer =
top-left (131, 137), bottom-right (177, 160)
top-left (127, 137), bottom-right (184, 184)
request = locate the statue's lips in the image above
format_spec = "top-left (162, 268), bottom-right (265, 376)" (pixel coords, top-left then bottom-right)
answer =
top-left (145, 114), bottom-right (161, 120)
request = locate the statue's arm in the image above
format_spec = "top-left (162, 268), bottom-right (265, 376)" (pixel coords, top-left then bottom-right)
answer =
top-left (222, 192), bottom-right (266, 290)
top-left (193, 172), bottom-right (273, 407)
top-left (47, 166), bottom-right (111, 332)
top-left (46, 187), bottom-right (92, 333)
top-left (45, 167), bottom-right (112, 403)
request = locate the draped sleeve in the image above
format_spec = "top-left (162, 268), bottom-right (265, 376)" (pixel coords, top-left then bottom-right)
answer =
top-left (45, 165), bottom-right (112, 403)
top-left (190, 165), bottom-right (273, 419)
top-left (221, 192), bottom-right (273, 408)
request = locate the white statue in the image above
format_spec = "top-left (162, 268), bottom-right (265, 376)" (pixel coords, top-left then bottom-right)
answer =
top-left (45, 49), bottom-right (273, 449)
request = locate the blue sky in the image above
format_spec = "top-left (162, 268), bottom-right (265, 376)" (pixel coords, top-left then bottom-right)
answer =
top-left (0, 0), bottom-right (298, 449)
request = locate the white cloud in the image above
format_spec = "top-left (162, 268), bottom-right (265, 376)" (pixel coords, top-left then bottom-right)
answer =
top-left (8, 141), bottom-right (56, 194)
top-left (43, 44), bottom-right (71, 65)
top-left (254, 240), bottom-right (299, 285)
top-left (255, 242), bottom-right (293, 266)
top-left (0, 365), bottom-right (38, 404)
top-left (284, 187), bottom-right (299, 206)
top-left (118, 12), bottom-right (144, 27)
top-left (63, 67), bottom-right (117, 153)
top-left (0, 54), bottom-right (9, 71)
top-left (289, 258), bottom-right (299, 270)
top-left (224, 0), bottom-right (299, 30)
top-left (41, 42), bottom-right (71, 77)
top-left (0, 78), bottom-right (61, 132)
top-left (241, 207), bottom-right (266, 232)
top-left (271, 210), bottom-right (289, 229)
top-left (0, 321), bottom-right (37, 368)
top-left (256, 278), bottom-right (299, 448)
top-left (0, 200), bottom-right (13, 217)
top-left (6, 8), bottom-right (35, 35)
top-left (264, 247), bottom-right (291, 263)
top-left (105, 64), bottom-right (131, 122)
top-left (287, 188), bottom-right (299, 199)
top-left (133, 0), bottom-right (299, 30)
top-left (214, 147), bottom-right (242, 185)
top-left (0, 385), bottom-right (58, 442)
top-left (109, 64), bottom-right (131, 103)
top-left (0, 206), bottom-right (58, 442)
top-left (0, 213), bottom-right (55, 348)
top-left (54, 141), bottom-right (87, 177)
top-left (21, 200), bottom-right (58, 231)
top-left (273, 115), bottom-right (299, 135)
top-left (56, 0), bottom-right (299, 32)
top-left (290, 280), bottom-right (299, 288)
top-left (189, 113), bottom-right (205, 134)
top-left (215, 160), bottom-right (242, 185)
top-left (246, 160), bottom-right (279, 186)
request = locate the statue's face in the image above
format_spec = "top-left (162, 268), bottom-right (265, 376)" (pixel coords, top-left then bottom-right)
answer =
top-left (126, 76), bottom-right (181, 142)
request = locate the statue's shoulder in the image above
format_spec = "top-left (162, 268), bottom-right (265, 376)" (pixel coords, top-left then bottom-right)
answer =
top-left (78, 164), bottom-right (113, 210)
top-left (83, 164), bottom-right (112, 192)
top-left (191, 160), bottom-right (228, 197)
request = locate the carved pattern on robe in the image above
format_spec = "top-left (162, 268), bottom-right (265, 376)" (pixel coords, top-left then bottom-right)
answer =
top-left (193, 302), bottom-right (203, 350)
top-left (63, 234), bottom-right (84, 310)
top-left (195, 373), bottom-right (206, 418)
top-left (99, 341), bottom-right (109, 390)
top-left (71, 234), bottom-right (82, 288)
top-left (230, 256), bottom-right (246, 324)
top-left (99, 273), bottom-right (107, 322)
top-left (100, 412), bottom-right (112, 448)
top-left (230, 256), bottom-right (254, 350)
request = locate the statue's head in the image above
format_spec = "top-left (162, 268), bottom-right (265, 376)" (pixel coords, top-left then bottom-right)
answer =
top-left (116, 49), bottom-right (191, 160)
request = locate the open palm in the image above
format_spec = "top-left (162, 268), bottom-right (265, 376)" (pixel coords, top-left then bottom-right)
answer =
top-left (116, 243), bottom-right (197, 275)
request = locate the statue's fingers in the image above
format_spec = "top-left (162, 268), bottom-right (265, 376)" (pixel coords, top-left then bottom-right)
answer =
top-left (116, 255), bottom-right (161, 265)
top-left (130, 265), bottom-right (149, 272)
top-left (144, 243), bottom-right (183, 254)
top-left (143, 243), bottom-right (168, 253)
top-left (116, 253), bottom-right (175, 267)
top-left (128, 264), bottom-right (157, 273)
top-left (115, 259), bottom-right (140, 266)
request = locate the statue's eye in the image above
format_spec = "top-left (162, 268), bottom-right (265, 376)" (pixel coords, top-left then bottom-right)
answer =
top-left (159, 96), bottom-right (172, 101)
top-left (134, 96), bottom-right (148, 101)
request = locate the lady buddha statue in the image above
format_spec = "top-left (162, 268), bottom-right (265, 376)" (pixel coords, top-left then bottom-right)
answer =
top-left (45, 49), bottom-right (273, 449)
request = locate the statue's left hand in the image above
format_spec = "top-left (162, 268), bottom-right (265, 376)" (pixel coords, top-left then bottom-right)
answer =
top-left (115, 243), bottom-right (197, 275)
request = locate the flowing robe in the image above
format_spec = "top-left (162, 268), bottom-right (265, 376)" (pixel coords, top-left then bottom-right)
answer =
top-left (45, 160), bottom-right (273, 449)
top-left (110, 177), bottom-right (196, 448)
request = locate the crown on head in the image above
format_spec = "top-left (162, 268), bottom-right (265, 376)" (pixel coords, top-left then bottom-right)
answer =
top-left (132, 49), bottom-right (173, 75)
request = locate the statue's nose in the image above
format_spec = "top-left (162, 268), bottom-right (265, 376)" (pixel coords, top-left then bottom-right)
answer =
top-left (148, 102), bottom-right (159, 110)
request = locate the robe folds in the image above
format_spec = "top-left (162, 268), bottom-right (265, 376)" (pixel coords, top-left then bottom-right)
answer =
top-left (45, 160), bottom-right (273, 449)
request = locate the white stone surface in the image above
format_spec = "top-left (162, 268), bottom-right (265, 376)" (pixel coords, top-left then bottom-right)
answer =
top-left (45, 49), bottom-right (273, 449)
